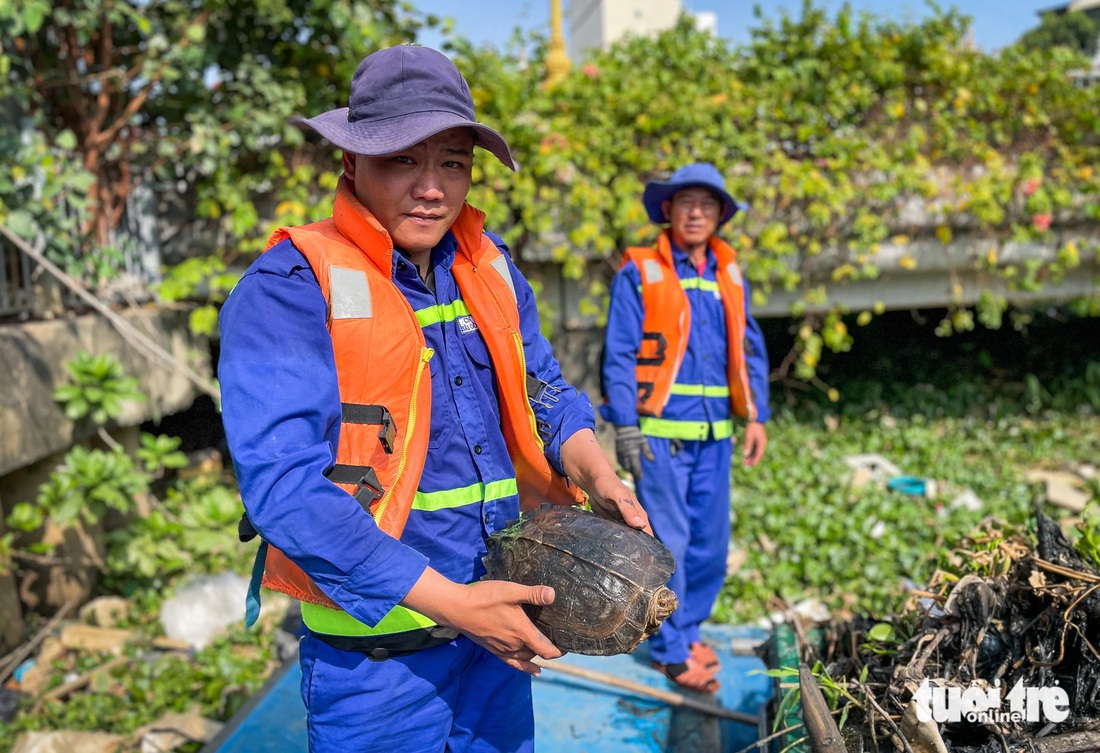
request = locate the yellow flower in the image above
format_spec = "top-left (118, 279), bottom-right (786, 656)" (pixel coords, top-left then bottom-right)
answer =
top-left (832, 264), bottom-right (857, 281)
top-left (899, 255), bottom-right (918, 270)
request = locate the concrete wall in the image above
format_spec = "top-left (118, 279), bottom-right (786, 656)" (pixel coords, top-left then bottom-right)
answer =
top-left (0, 307), bottom-right (210, 650)
top-left (0, 306), bottom-right (212, 477)
top-left (751, 231), bottom-right (1100, 317)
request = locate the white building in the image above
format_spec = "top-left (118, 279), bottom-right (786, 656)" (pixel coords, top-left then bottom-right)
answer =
top-left (568, 0), bottom-right (690, 59)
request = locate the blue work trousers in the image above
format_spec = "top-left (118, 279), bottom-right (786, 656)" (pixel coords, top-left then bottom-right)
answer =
top-left (637, 436), bottom-right (733, 666)
top-left (300, 633), bottom-right (533, 752)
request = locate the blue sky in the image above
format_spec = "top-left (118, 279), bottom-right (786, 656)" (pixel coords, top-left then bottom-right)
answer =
top-left (413, 1), bottom-right (1050, 54)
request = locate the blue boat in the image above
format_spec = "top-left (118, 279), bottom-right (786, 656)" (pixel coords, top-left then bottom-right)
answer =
top-left (202, 623), bottom-right (773, 753)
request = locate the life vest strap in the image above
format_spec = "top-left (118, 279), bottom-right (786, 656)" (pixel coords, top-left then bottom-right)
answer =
top-left (311, 627), bottom-right (458, 659)
top-left (340, 402), bottom-right (396, 454)
top-left (325, 464), bottom-right (385, 510)
top-left (236, 462), bottom-right (388, 546)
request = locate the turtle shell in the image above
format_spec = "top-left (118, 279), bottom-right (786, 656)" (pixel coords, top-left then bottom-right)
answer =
top-left (482, 505), bottom-right (678, 656)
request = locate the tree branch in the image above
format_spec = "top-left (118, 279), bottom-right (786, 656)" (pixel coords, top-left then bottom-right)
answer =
top-left (0, 223), bottom-right (220, 401)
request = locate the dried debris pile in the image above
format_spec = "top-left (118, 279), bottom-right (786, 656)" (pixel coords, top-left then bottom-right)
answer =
top-left (799, 505), bottom-right (1100, 753)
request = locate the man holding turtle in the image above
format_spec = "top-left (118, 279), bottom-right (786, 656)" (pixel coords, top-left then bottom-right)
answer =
top-left (219, 44), bottom-right (651, 752)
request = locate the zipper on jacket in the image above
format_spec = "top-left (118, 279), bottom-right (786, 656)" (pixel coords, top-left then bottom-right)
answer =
top-left (373, 347), bottom-right (434, 524)
top-left (512, 331), bottom-right (544, 451)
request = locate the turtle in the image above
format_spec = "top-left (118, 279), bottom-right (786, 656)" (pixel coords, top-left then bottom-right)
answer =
top-left (482, 504), bottom-right (678, 656)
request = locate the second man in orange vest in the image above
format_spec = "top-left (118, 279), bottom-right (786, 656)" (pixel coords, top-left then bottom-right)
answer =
top-left (601, 162), bottom-right (771, 694)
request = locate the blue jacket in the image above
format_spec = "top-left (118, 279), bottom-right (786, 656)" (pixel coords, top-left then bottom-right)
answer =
top-left (601, 239), bottom-right (771, 431)
top-left (219, 230), bottom-right (594, 628)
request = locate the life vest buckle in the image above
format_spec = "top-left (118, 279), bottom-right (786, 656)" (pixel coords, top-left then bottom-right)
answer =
top-left (525, 374), bottom-right (561, 408)
top-left (378, 408), bottom-right (396, 454)
top-left (638, 332), bottom-right (669, 366)
top-left (353, 467), bottom-right (385, 508)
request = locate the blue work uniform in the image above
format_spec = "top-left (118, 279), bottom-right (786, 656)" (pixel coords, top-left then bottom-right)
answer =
top-left (219, 229), bottom-right (595, 752)
top-left (600, 239), bottom-right (770, 666)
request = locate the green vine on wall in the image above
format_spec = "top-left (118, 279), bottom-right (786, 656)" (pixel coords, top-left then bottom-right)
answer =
top-left (455, 4), bottom-right (1100, 380)
top-left (3, 2), bottom-right (1099, 377)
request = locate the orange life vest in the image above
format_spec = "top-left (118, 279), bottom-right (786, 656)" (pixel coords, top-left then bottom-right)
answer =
top-left (623, 230), bottom-right (757, 422)
top-left (258, 180), bottom-right (584, 608)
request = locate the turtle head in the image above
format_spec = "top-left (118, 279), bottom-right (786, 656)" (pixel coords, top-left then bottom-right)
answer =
top-left (646, 586), bottom-right (678, 636)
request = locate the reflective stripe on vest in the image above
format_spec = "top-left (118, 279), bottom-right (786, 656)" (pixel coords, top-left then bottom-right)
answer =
top-left (330, 267), bottom-right (373, 319)
top-left (489, 253), bottom-right (518, 305)
top-left (681, 278), bottom-right (721, 294)
top-left (639, 416), bottom-right (735, 441)
top-left (668, 383), bottom-right (731, 398)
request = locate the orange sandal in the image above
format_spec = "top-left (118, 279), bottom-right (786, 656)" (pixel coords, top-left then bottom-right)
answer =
top-left (690, 641), bottom-right (720, 670)
top-left (651, 657), bottom-right (720, 694)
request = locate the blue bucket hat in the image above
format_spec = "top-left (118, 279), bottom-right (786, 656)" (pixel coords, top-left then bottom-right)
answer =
top-left (302, 45), bottom-right (517, 171)
top-left (643, 163), bottom-right (748, 226)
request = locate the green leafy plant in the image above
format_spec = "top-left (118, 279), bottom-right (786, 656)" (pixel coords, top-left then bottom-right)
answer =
top-left (0, 622), bottom-right (277, 750)
top-left (1075, 504), bottom-right (1100, 567)
top-left (1018, 9), bottom-right (1099, 55)
top-left (761, 661), bottom-right (865, 733)
top-left (136, 432), bottom-right (189, 477)
top-left (52, 352), bottom-right (145, 452)
top-left (0, 532), bottom-right (14, 576)
top-left (105, 475), bottom-right (249, 589)
top-left (862, 622), bottom-right (902, 656)
top-left (7, 446), bottom-right (150, 531)
top-left (53, 352), bottom-right (144, 425)
top-left (451, 4), bottom-right (1100, 382)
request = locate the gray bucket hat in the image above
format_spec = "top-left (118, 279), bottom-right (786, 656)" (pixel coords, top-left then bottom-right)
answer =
top-left (303, 45), bottom-right (517, 171)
